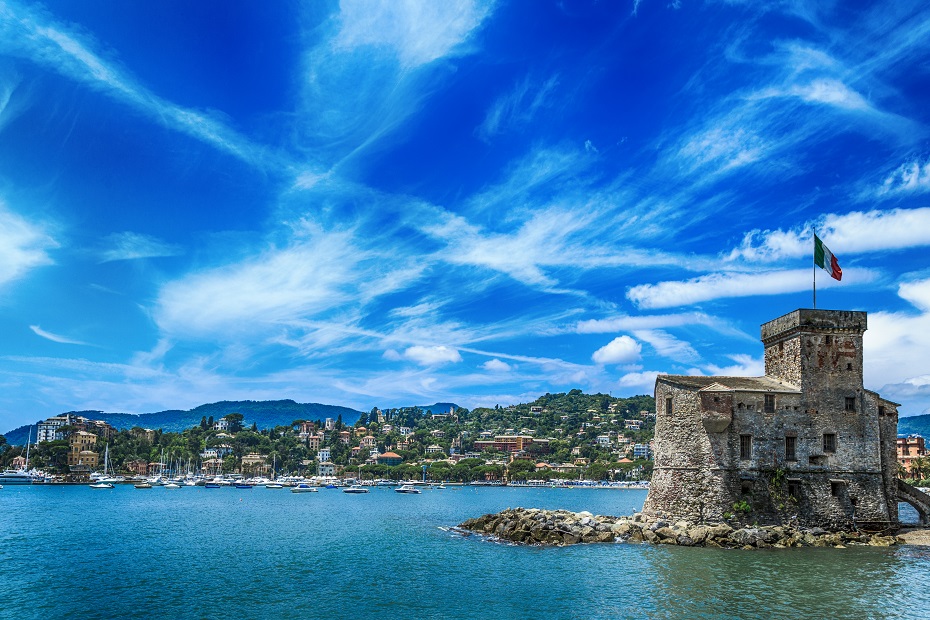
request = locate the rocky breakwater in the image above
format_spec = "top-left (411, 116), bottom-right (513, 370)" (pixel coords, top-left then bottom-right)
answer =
top-left (457, 508), bottom-right (905, 549)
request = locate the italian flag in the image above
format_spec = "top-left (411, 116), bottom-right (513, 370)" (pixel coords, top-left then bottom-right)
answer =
top-left (814, 234), bottom-right (842, 281)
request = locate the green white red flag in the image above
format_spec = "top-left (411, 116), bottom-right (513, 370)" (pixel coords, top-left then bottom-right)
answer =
top-left (814, 234), bottom-right (842, 281)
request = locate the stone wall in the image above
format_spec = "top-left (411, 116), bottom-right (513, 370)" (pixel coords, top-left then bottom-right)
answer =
top-left (646, 309), bottom-right (897, 530)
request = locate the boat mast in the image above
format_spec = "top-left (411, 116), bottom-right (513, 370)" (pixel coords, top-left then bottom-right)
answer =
top-left (24, 426), bottom-right (32, 471)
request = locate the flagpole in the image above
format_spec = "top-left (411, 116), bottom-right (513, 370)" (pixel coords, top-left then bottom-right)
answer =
top-left (812, 232), bottom-right (817, 309)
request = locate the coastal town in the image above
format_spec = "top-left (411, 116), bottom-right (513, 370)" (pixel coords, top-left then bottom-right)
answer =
top-left (0, 391), bottom-right (659, 487)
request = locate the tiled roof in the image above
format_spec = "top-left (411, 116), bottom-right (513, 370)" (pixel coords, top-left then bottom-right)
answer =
top-left (657, 374), bottom-right (800, 393)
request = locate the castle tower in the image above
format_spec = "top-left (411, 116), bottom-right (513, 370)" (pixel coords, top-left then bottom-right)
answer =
top-left (761, 309), bottom-right (866, 402)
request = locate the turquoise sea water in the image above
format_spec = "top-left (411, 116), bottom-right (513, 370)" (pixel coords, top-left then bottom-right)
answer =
top-left (2, 485), bottom-right (929, 619)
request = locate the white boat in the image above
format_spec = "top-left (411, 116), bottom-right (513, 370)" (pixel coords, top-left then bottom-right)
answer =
top-left (89, 482), bottom-right (114, 489)
top-left (265, 483), bottom-right (284, 489)
top-left (394, 484), bottom-right (421, 494)
top-left (1, 428), bottom-right (37, 485)
top-left (134, 482), bottom-right (153, 489)
top-left (342, 485), bottom-right (369, 494)
top-left (290, 483), bottom-right (318, 493)
top-left (0, 470), bottom-right (35, 485)
top-left (164, 482), bottom-right (181, 489)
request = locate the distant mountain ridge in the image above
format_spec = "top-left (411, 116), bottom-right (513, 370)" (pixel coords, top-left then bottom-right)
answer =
top-left (2, 400), bottom-right (364, 446)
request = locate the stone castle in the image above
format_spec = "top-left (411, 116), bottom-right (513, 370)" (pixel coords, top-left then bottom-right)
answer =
top-left (644, 308), bottom-right (929, 530)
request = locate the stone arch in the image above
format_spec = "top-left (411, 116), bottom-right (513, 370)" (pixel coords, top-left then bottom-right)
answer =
top-left (897, 479), bottom-right (930, 526)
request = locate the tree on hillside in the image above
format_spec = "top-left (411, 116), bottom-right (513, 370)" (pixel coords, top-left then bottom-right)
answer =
top-left (200, 416), bottom-right (208, 430)
top-left (224, 413), bottom-right (244, 433)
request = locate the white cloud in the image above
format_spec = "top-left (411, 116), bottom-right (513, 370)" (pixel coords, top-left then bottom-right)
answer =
top-left (618, 370), bottom-right (665, 391)
top-left (788, 79), bottom-right (870, 111)
top-left (155, 228), bottom-right (364, 337)
top-left (98, 232), bottom-right (182, 262)
top-left (697, 354), bottom-right (763, 377)
top-left (876, 158), bottom-right (930, 197)
top-left (382, 349), bottom-right (403, 361)
top-left (592, 336), bottom-right (641, 365)
top-left (402, 345), bottom-right (463, 366)
top-left (476, 74), bottom-right (559, 141)
top-left (627, 268), bottom-right (877, 309)
top-left (729, 208), bottom-right (930, 262)
top-left (0, 204), bottom-right (57, 289)
top-left (334, 0), bottom-right (493, 69)
top-left (632, 330), bottom-right (698, 362)
top-left (481, 358), bottom-right (512, 372)
top-left (29, 325), bottom-right (87, 346)
top-left (576, 312), bottom-right (726, 334)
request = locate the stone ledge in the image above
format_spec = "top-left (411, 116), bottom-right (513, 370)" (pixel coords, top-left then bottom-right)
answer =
top-left (457, 508), bottom-right (910, 549)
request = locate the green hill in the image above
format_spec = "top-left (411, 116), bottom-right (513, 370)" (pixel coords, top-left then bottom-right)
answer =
top-left (899, 414), bottom-right (930, 438)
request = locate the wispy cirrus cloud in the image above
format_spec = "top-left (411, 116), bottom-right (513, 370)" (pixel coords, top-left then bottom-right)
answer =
top-left (98, 232), bottom-right (183, 263)
top-left (632, 329), bottom-right (698, 362)
top-left (0, 1), bottom-right (277, 168)
top-left (874, 158), bottom-right (930, 198)
top-left (333, 0), bottom-right (493, 69)
top-left (29, 325), bottom-right (86, 345)
top-left (0, 203), bottom-right (57, 289)
top-left (476, 74), bottom-right (560, 141)
top-left (627, 268), bottom-right (878, 310)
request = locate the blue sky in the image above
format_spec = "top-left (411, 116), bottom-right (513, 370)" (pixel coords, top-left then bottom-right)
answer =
top-left (3, 0), bottom-right (930, 433)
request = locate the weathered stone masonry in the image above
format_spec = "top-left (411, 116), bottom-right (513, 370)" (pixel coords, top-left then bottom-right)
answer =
top-left (643, 308), bottom-right (902, 530)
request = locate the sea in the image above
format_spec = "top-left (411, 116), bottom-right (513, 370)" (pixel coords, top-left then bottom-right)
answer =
top-left (2, 485), bottom-right (929, 619)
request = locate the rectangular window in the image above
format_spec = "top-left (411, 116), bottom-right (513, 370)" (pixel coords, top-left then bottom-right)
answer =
top-left (764, 394), bottom-right (775, 413)
top-left (845, 397), bottom-right (856, 412)
top-left (831, 481), bottom-right (843, 497)
top-left (787, 480), bottom-right (801, 500)
top-left (740, 434), bottom-right (752, 460)
top-left (823, 433), bottom-right (836, 453)
top-left (785, 436), bottom-right (797, 461)
top-left (665, 396), bottom-right (673, 416)
top-left (878, 406), bottom-right (886, 417)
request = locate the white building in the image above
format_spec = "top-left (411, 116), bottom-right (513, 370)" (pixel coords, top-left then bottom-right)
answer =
top-left (318, 448), bottom-right (331, 462)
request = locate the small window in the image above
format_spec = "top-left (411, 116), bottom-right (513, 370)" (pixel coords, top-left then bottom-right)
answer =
top-left (845, 397), bottom-right (856, 412)
top-left (846, 363), bottom-right (853, 371)
top-left (779, 341), bottom-right (784, 352)
top-left (825, 335), bottom-right (833, 345)
top-left (785, 436), bottom-right (797, 461)
top-left (665, 396), bottom-right (673, 416)
top-left (740, 434), bottom-right (752, 460)
top-left (879, 406), bottom-right (886, 417)
top-left (787, 480), bottom-right (801, 499)
top-left (741, 480), bottom-right (752, 495)
top-left (831, 481), bottom-right (843, 497)
top-left (823, 433), bottom-right (836, 453)
top-left (764, 394), bottom-right (775, 413)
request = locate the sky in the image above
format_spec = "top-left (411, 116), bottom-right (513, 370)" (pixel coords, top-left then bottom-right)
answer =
top-left (2, 0), bottom-right (930, 433)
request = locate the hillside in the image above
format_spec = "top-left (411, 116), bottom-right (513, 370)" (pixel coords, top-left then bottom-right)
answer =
top-left (2, 400), bottom-right (363, 446)
top-left (899, 414), bottom-right (930, 438)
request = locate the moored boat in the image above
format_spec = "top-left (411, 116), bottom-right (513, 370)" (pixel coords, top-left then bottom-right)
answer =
top-left (395, 484), bottom-right (421, 494)
top-left (290, 483), bottom-right (318, 493)
top-left (89, 482), bottom-right (114, 489)
top-left (342, 484), bottom-right (369, 494)
top-left (134, 482), bottom-right (152, 489)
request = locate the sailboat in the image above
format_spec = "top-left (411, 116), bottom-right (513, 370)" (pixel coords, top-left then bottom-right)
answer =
top-left (99, 444), bottom-right (125, 484)
top-left (0, 427), bottom-right (38, 485)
